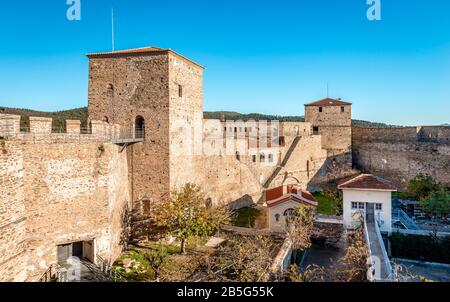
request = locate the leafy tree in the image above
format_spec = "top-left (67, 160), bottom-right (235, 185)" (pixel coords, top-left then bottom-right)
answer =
top-left (420, 190), bottom-right (450, 219)
top-left (155, 183), bottom-right (230, 254)
top-left (405, 174), bottom-right (440, 201)
top-left (143, 245), bottom-right (169, 282)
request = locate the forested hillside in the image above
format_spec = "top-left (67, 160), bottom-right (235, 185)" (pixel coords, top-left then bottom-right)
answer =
top-left (0, 107), bottom-right (402, 130)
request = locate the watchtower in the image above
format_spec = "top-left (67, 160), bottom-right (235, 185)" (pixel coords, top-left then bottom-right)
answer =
top-left (305, 98), bottom-right (352, 166)
top-left (87, 46), bottom-right (205, 230)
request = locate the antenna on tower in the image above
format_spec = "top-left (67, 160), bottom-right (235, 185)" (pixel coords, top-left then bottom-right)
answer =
top-left (111, 8), bottom-right (115, 51)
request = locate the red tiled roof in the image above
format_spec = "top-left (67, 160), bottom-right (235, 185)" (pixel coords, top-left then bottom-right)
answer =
top-left (338, 174), bottom-right (397, 191)
top-left (301, 191), bottom-right (315, 201)
top-left (86, 46), bottom-right (205, 69)
top-left (305, 98), bottom-right (352, 107)
top-left (265, 185), bottom-right (317, 208)
top-left (267, 194), bottom-right (317, 208)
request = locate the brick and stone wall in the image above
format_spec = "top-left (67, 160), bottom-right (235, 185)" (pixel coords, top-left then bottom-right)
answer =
top-left (352, 126), bottom-right (450, 188)
top-left (0, 117), bottom-right (131, 282)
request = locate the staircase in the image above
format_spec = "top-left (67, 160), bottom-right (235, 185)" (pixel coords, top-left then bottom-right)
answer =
top-left (263, 136), bottom-right (301, 189)
top-left (392, 208), bottom-right (420, 230)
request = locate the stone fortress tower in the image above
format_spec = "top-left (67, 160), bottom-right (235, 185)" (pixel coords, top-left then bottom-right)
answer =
top-left (87, 47), bottom-right (205, 234)
top-left (305, 98), bottom-right (353, 168)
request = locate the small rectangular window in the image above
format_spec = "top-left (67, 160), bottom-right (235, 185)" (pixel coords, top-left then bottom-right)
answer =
top-left (319, 107), bottom-right (323, 113)
top-left (178, 85), bottom-right (183, 98)
top-left (268, 154), bottom-right (274, 163)
top-left (351, 202), bottom-right (358, 210)
top-left (376, 203), bottom-right (383, 211)
top-left (313, 127), bottom-right (319, 135)
top-left (359, 202), bottom-right (365, 210)
top-left (341, 106), bottom-right (345, 113)
top-left (252, 155), bottom-right (257, 163)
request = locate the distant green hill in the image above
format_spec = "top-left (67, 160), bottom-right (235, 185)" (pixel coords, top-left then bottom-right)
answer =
top-left (0, 106), bottom-right (401, 130)
top-left (0, 107), bottom-right (88, 131)
top-left (204, 111), bottom-right (402, 128)
top-left (203, 111), bottom-right (306, 122)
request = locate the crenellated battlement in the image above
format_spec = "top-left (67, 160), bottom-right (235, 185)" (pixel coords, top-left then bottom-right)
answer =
top-left (0, 114), bottom-right (130, 144)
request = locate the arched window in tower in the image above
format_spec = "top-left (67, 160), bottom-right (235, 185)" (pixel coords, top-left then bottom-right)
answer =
top-left (135, 116), bottom-right (145, 139)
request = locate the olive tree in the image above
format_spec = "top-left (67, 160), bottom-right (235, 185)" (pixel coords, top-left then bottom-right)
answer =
top-left (155, 183), bottom-right (230, 254)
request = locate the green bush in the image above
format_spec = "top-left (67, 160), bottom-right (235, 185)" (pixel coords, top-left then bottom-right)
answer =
top-left (420, 190), bottom-right (450, 219)
top-left (405, 174), bottom-right (440, 201)
top-left (389, 233), bottom-right (450, 264)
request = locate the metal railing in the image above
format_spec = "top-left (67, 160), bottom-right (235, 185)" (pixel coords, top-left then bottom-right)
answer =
top-left (38, 264), bottom-right (58, 282)
top-left (38, 263), bottom-right (69, 282)
top-left (96, 254), bottom-right (127, 282)
top-left (392, 208), bottom-right (420, 230)
top-left (374, 217), bottom-right (395, 280)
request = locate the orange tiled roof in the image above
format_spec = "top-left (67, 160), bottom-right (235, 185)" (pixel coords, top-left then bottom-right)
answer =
top-left (305, 98), bottom-right (352, 107)
top-left (338, 174), bottom-right (397, 191)
top-left (265, 185), bottom-right (317, 208)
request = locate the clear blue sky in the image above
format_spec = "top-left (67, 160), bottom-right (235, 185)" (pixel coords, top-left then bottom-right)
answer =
top-left (0, 0), bottom-right (449, 126)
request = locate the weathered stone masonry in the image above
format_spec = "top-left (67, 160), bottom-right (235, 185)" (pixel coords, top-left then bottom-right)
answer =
top-left (0, 116), bottom-right (131, 281)
top-left (352, 126), bottom-right (450, 188)
top-left (6, 46), bottom-right (442, 282)
top-left (86, 48), bottom-right (330, 234)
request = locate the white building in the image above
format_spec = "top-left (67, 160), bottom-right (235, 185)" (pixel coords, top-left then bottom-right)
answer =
top-left (265, 185), bottom-right (318, 232)
top-left (338, 174), bottom-right (397, 233)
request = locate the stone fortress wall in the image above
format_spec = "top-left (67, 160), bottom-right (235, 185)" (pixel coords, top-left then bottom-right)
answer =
top-left (0, 114), bottom-right (131, 281)
top-left (86, 48), bottom-right (331, 234)
top-left (2, 46), bottom-right (447, 282)
top-left (352, 126), bottom-right (450, 188)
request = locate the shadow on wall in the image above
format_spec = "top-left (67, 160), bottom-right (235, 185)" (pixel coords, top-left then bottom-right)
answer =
top-left (227, 194), bottom-right (255, 211)
top-left (307, 151), bottom-right (360, 193)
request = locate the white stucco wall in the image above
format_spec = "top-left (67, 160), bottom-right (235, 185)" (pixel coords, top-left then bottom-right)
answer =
top-left (342, 189), bottom-right (392, 232)
top-left (269, 200), bottom-right (300, 232)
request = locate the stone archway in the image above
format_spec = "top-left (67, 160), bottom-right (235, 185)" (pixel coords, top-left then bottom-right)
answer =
top-left (283, 175), bottom-right (301, 186)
